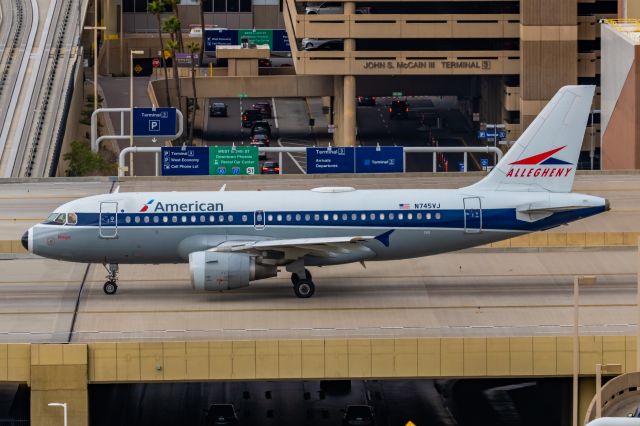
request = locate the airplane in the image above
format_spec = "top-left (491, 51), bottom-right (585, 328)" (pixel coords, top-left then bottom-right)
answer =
top-left (21, 85), bottom-right (609, 298)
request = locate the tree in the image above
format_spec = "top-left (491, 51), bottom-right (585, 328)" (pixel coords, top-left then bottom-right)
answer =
top-left (199, 0), bottom-right (205, 66)
top-left (63, 141), bottom-right (115, 176)
top-left (165, 38), bottom-right (183, 141)
top-left (148, 0), bottom-right (171, 107)
top-left (165, 0), bottom-right (184, 51)
top-left (187, 41), bottom-right (200, 144)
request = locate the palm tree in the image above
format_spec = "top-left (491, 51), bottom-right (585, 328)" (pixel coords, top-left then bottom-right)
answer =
top-left (198, 0), bottom-right (205, 66)
top-left (165, 0), bottom-right (184, 51)
top-left (166, 38), bottom-right (183, 139)
top-left (187, 42), bottom-right (200, 143)
top-left (148, 0), bottom-right (171, 107)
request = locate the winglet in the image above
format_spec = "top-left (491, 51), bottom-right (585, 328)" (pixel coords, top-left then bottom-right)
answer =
top-left (374, 230), bottom-right (394, 247)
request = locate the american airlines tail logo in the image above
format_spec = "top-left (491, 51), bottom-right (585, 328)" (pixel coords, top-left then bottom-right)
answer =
top-left (506, 146), bottom-right (573, 178)
top-left (139, 199), bottom-right (155, 212)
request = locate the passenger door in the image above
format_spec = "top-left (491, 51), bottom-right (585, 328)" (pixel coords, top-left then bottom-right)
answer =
top-left (463, 197), bottom-right (482, 234)
top-left (99, 201), bottom-right (118, 239)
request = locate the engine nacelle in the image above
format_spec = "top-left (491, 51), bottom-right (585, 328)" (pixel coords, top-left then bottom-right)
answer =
top-left (189, 251), bottom-right (277, 291)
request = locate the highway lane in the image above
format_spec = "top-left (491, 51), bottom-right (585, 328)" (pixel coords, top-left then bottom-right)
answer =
top-left (0, 174), bottom-right (639, 342)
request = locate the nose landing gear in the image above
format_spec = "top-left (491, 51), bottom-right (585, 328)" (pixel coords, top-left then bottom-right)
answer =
top-left (103, 263), bottom-right (119, 295)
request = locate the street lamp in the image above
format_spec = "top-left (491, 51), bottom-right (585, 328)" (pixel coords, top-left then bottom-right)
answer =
top-left (595, 363), bottom-right (622, 418)
top-left (129, 49), bottom-right (145, 176)
top-left (590, 110), bottom-right (601, 170)
top-left (84, 0), bottom-right (106, 112)
top-left (573, 275), bottom-right (597, 426)
top-left (48, 402), bottom-right (68, 426)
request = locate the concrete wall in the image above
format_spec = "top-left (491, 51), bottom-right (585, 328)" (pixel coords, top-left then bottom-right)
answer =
top-left (56, 57), bottom-right (86, 177)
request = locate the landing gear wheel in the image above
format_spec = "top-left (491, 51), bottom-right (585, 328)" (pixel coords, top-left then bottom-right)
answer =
top-left (103, 281), bottom-right (118, 295)
top-left (294, 279), bottom-right (315, 298)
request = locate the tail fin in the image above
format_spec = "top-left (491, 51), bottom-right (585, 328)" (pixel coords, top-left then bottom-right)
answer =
top-left (469, 85), bottom-right (595, 193)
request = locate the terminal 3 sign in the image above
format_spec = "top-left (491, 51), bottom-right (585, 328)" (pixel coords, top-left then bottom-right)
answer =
top-left (362, 60), bottom-right (492, 71)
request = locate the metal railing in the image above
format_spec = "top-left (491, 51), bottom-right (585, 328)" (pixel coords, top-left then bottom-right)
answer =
top-left (118, 146), bottom-right (503, 177)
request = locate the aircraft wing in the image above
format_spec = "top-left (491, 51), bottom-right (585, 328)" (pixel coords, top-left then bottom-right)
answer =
top-left (210, 236), bottom-right (376, 258)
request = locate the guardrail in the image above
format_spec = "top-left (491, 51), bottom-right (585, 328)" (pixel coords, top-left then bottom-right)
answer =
top-left (118, 146), bottom-right (503, 177)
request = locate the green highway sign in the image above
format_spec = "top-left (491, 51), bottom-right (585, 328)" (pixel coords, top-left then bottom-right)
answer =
top-left (392, 91), bottom-right (403, 96)
top-left (239, 93), bottom-right (248, 99)
top-left (238, 29), bottom-right (273, 47)
top-left (209, 146), bottom-right (258, 175)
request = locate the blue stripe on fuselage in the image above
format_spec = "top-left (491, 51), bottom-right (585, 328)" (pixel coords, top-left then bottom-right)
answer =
top-left (40, 206), bottom-right (606, 232)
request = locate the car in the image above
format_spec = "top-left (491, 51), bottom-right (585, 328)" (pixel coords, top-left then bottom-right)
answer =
top-left (251, 120), bottom-right (272, 137)
top-left (252, 101), bottom-right (273, 118)
top-left (258, 58), bottom-right (272, 67)
top-left (261, 161), bottom-right (280, 174)
top-left (342, 405), bottom-right (375, 425)
top-left (305, 2), bottom-right (371, 14)
top-left (389, 100), bottom-right (409, 119)
top-left (303, 39), bottom-right (343, 51)
top-left (204, 404), bottom-right (238, 425)
top-left (241, 109), bottom-right (262, 127)
top-left (250, 135), bottom-right (269, 159)
top-left (357, 96), bottom-right (376, 106)
top-left (209, 102), bottom-right (228, 117)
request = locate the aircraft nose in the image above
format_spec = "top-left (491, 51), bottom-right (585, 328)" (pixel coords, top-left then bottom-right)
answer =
top-left (21, 230), bottom-right (28, 251)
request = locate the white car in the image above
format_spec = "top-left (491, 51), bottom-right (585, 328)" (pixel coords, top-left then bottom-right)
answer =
top-left (304, 2), bottom-right (371, 14)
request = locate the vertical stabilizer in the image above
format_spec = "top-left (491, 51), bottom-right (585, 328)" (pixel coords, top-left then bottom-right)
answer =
top-left (469, 85), bottom-right (595, 193)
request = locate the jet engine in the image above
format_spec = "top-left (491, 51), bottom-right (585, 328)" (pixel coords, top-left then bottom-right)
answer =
top-left (189, 251), bottom-right (277, 291)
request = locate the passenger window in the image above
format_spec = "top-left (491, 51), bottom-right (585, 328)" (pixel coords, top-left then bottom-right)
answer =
top-left (314, 214), bottom-right (320, 221)
top-left (125, 216), bottom-right (131, 224)
top-left (389, 213), bottom-right (395, 220)
top-left (144, 216), bottom-right (150, 223)
top-left (333, 213), bottom-right (338, 221)
top-left (267, 214), bottom-right (273, 221)
top-left (417, 213), bottom-right (422, 220)
top-left (210, 215), bottom-right (216, 222)
top-left (370, 213), bottom-right (375, 220)
top-left (134, 216), bottom-right (141, 224)
top-left (342, 213), bottom-right (347, 221)
top-left (323, 214), bottom-right (329, 221)
top-left (162, 216), bottom-right (168, 223)
top-left (435, 212), bottom-right (441, 220)
top-left (181, 216), bottom-right (187, 223)
top-left (242, 215), bottom-right (248, 222)
top-left (379, 213), bottom-right (385, 220)
top-left (426, 213), bottom-right (431, 220)
top-left (286, 214), bottom-right (292, 221)
top-left (200, 215), bottom-right (206, 223)
top-left (228, 215), bottom-right (233, 222)
top-left (67, 213), bottom-right (77, 225)
top-left (219, 215), bottom-right (225, 222)
top-left (190, 215), bottom-right (196, 223)
top-left (153, 216), bottom-right (159, 223)
top-left (277, 214), bottom-right (283, 222)
top-left (398, 213), bottom-right (404, 220)
top-left (351, 213), bottom-right (357, 220)
top-left (172, 216), bottom-right (178, 223)
top-left (360, 213), bottom-right (366, 221)
top-left (296, 214), bottom-right (302, 221)
top-left (304, 214), bottom-right (310, 221)
top-left (407, 213), bottom-right (413, 220)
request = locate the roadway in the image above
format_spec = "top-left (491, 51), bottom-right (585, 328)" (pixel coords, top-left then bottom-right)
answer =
top-left (0, 174), bottom-right (638, 343)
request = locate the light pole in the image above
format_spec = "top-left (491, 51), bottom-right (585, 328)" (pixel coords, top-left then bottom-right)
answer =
top-left (48, 402), bottom-right (67, 426)
top-left (589, 109), bottom-right (601, 170)
top-left (595, 363), bottom-right (622, 418)
top-left (130, 49), bottom-right (145, 176)
top-left (573, 275), bottom-right (597, 426)
top-left (84, 21), bottom-right (107, 112)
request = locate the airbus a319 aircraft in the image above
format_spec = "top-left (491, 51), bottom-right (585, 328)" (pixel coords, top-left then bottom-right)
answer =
top-left (22, 85), bottom-right (609, 298)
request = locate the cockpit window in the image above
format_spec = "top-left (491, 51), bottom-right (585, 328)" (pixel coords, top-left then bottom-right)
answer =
top-left (67, 213), bottom-right (77, 225)
top-left (46, 213), bottom-right (66, 224)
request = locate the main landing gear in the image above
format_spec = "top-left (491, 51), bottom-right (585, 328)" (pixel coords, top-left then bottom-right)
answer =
top-left (103, 263), bottom-right (119, 295)
top-left (291, 268), bottom-right (315, 298)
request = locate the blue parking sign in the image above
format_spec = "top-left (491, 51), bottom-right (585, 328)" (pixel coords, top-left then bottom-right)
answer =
top-left (132, 107), bottom-right (177, 137)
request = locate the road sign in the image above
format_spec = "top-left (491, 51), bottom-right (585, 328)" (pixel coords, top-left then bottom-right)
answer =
top-left (175, 52), bottom-right (199, 67)
top-left (327, 124), bottom-right (335, 134)
top-left (152, 57), bottom-right (161, 68)
top-left (238, 29), bottom-right (272, 47)
top-left (457, 161), bottom-right (465, 172)
top-left (306, 147), bottom-right (355, 174)
top-left (272, 29), bottom-right (291, 52)
top-left (205, 29), bottom-right (239, 52)
top-left (209, 146), bottom-right (258, 176)
top-left (132, 107), bottom-right (178, 137)
top-left (355, 146), bottom-right (404, 173)
top-left (477, 130), bottom-right (507, 139)
top-left (480, 158), bottom-right (489, 171)
top-left (392, 91), bottom-right (403, 97)
top-left (205, 29), bottom-right (292, 53)
top-left (161, 147), bottom-right (210, 176)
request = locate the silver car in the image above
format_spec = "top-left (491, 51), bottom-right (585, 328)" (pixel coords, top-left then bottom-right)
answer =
top-left (301, 38), bottom-right (342, 50)
top-left (305, 2), bottom-right (370, 14)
